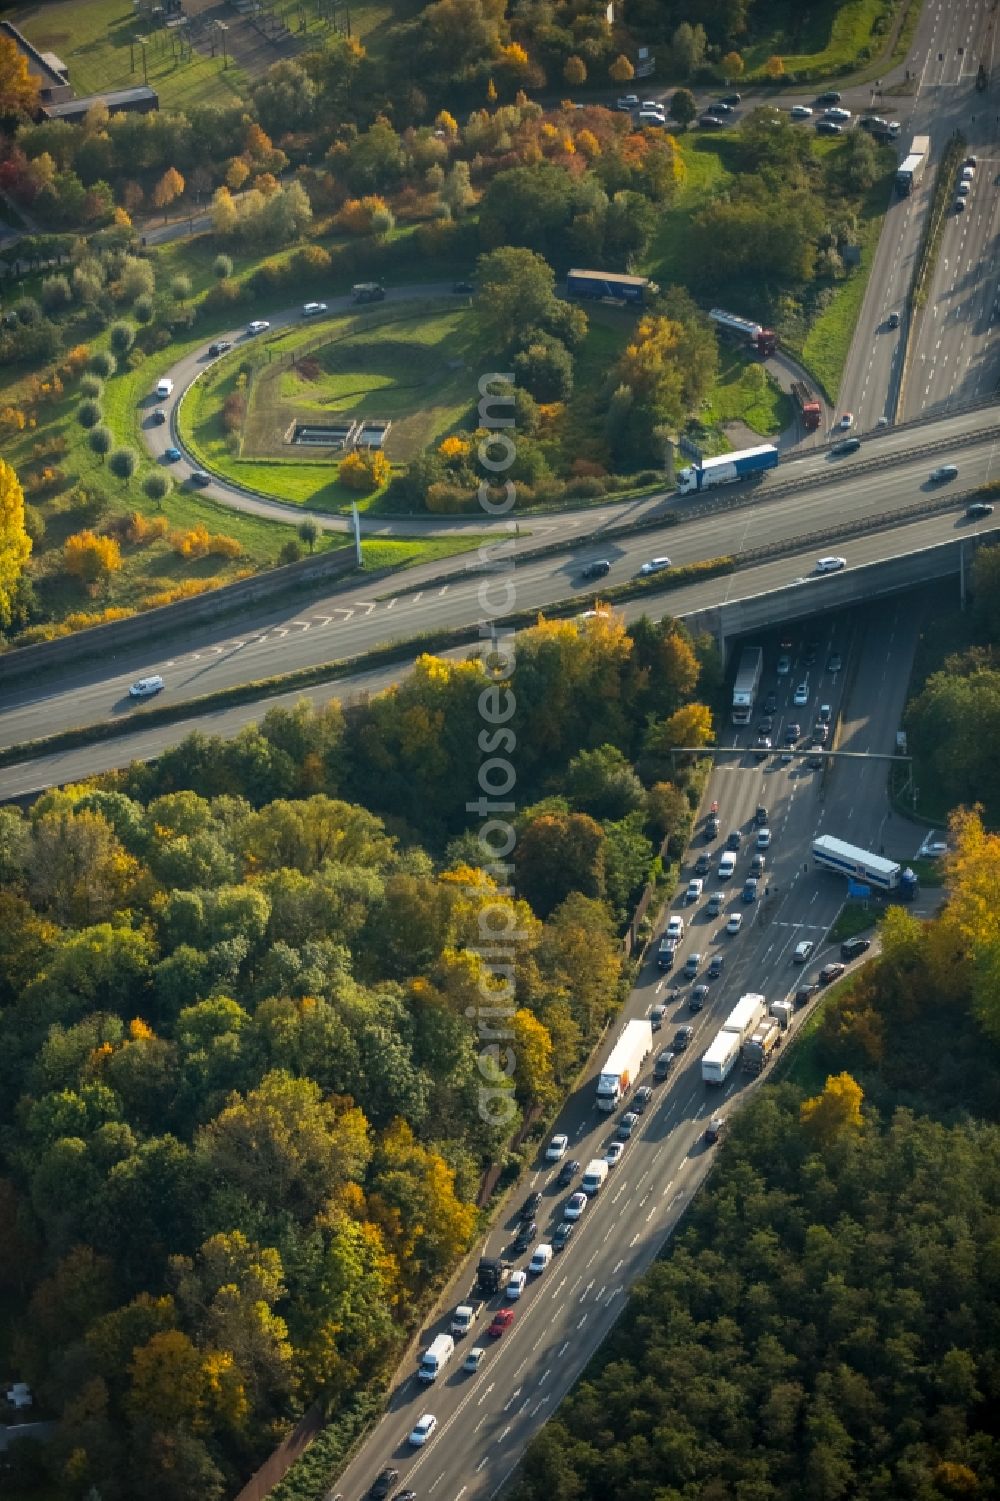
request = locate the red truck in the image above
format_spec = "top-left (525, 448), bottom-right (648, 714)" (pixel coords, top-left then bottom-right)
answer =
top-left (791, 380), bottom-right (821, 431)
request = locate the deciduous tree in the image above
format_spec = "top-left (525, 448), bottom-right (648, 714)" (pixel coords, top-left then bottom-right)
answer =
top-left (0, 458), bottom-right (32, 627)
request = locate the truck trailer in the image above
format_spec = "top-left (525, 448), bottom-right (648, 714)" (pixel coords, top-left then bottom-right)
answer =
top-left (476, 1256), bottom-right (512, 1296)
top-left (741, 1018), bottom-right (782, 1074)
top-left (701, 1028), bottom-right (741, 1084)
top-left (709, 307), bottom-right (777, 356)
top-left (567, 269), bottom-right (658, 305)
top-left (896, 134), bottom-right (930, 194)
top-left (677, 444), bottom-right (779, 495)
top-left (812, 835), bottom-right (919, 898)
top-left (722, 992), bottom-right (767, 1045)
top-left (732, 645), bottom-right (763, 725)
top-left (596, 1018), bottom-right (652, 1111)
top-left (791, 379), bottom-right (822, 431)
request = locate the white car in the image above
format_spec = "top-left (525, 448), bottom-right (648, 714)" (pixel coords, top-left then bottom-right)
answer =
top-left (302, 301), bottom-right (328, 316)
top-left (957, 180), bottom-right (970, 197)
top-left (838, 412), bottom-right (854, 429)
top-left (666, 914), bottom-right (685, 940)
top-left (246, 320), bottom-right (270, 335)
top-left (725, 912), bottom-right (743, 935)
top-left (640, 556), bottom-right (672, 575)
top-left (409, 1413), bottom-right (438, 1447)
top-left (790, 104), bottom-right (813, 119)
top-left (793, 939), bottom-right (814, 963)
top-left (824, 106), bottom-right (852, 122)
top-left (961, 164), bottom-right (975, 180)
top-left (506, 1269), bottom-right (527, 1300)
top-left (756, 827), bottom-right (772, 849)
top-left (464, 1346), bottom-right (485, 1373)
top-left (641, 99), bottom-right (660, 111)
top-left (793, 682), bottom-right (810, 706)
top-left (816, 555), bottom-right (847, 573)
top-left (564, 1191), bottom-right (587, 1220)
top-left (776, 654), bottom-right (792, 675)
top-left (685, 878), bottom-right (704, 903)
top-left (129, 675), bottom-right (164, 699)
top-left (528, 1244), bottom-right (553, 1274)
top-left (545, 1134), bottom-right (569, 1161)
top-left (605, 1141), bottom-right (625, 1167)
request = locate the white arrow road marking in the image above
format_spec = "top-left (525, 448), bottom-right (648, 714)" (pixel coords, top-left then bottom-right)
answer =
top-left (313, 616), bottom-right (331, 627)
top-left (531, 1396), bottom-right (551, 1416)
top-left (558, 1341), bottom-right (570, 1357)
top-left (502, 1388), bottom-right (522, 1412)
top-left (477, 1382), bottom-right (495, 1406)
top-left (630, 1233), bottom-right (641, 1247)
top-left (476, 1457), bottom-right (489, 1472)
top-left (613, 1259), bottom-right (624, 1275)
top-left (385, 598), bottom-right (397, 609)
top-left (580, 1280), bottom-right (594, 1302)
top-left (537, 1368), bottom-right (550, 1385)
top-left (358, 602), bottom-right (376, 614)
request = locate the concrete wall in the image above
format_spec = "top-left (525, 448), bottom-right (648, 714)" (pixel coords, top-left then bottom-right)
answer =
top-left (680, 538), bottom-right (967, 659)
top-left (0, 544), bottom-right (362, 686)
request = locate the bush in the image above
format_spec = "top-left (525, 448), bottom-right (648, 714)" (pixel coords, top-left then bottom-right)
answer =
top-left (63, 528), bottom-right (122, 585)
top-left (133, 293), bottom-right (154, 324)
top-left (142, 472), bottom-right (172, 506)
top-left (213, 253), bottom-right (234, 279)
top-left (171, 274), bottom-right (192, 300)
top-left (565, 475), bottom-right (607, 499)
top-left (203, 279), bottom-right (245, 313)
top-left (79, 374), bottom-right (104, 400)
top-left (77, 399), bottom-right (103, 429)
top-left (339, 448), bottom-right (390, 492)
top-left (425, 481), bottom-right (475, 513)
top-left (88, 425), bottom-right (113, 463)
top-left (23, 504), bottom-right (46, 545)
top-left (109, 321), bottom-right (135, 356)
top-left (223, 391), bottom-right (248, 434)
top-left (89, 350), bottom-right (116, 378)
top-left (41, 274), bottom-right (72, 314)
top-left (278, 539), bottom-right (303, 564)
top-left (108, 447), bottom-right (138, 485)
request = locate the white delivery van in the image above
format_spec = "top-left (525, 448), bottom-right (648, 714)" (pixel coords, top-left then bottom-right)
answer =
top-left (718, 852), bottom-right (737, 879)
top-left (155, 378), bottom-right (174, 399)
top-left (581, 1158), bottom-right (609, 1195)
top-left (418, 1332), bottom-right (455, 1382)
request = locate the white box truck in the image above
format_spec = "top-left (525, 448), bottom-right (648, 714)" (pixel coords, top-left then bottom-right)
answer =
top-left (581, 1158), bottom-right (609, 1195)
top-left (721, 992), bottom-right (767, 1045)
top-left (596, 1017), bottom-right (652, 1112)
top-left (418, 1332), bottom-right (455, 1382)
top-left (701, 1028), bottom-right (741, 1084)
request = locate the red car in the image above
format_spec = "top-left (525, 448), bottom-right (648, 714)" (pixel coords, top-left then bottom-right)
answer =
top-left (488, 1308), bottom-right (515, 1338)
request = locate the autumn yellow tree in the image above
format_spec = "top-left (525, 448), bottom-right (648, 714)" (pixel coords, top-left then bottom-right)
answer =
top-left (225, 156), bottom-right (251, 191)
top-left (339, 449), bottom-right (390, 491)
top-left (609, 54), bottom-right (635, 83)
top-left (212, 185), bottom-right (239, 236)
top-left (511, 1007), bottom-right (558, 1109)
top-left (765, 54), bottom-right (785, 78)
top-left (721, 50), bottom-right (744, 78)
top-left (152, 166), bottom-right (185, 220)
top-left (63, 529), bottom-right (122, 588)
top-left (799, 1072), bottom-right (865, 1144)
top-left (0, 457), bottom-right (32, 627)
top-left (646, 702), bottom-right (714, 753)
top-left (564, 55), bottom-right (587, 86)
top-left (0, 35), bottom-right (40, 118)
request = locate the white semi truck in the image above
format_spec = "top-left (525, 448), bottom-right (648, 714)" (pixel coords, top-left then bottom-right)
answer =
top-left (732, 646), bottom-right (763, 725)
top-left (701, 993), bottom-right (768, 1084)
top-left (596, 1018), bottom-right (653, 1112)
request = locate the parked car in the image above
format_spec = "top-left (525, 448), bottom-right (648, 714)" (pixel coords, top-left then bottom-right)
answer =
top-left (820, 962), bottom-right (846, 984)
top-left (795, 982), bottom-right (820, 1007)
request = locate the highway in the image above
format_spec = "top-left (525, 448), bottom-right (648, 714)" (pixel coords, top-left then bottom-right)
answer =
top-left (313, 599), bottom-right (934, 1501)
top-left (4, 413), bottom-right (998, 758)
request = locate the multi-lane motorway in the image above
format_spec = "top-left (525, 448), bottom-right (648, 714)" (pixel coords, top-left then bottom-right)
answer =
top-left (4, 410), bottom-right (997, 761)
top-left (315, 599), bottom-right (932, 1501)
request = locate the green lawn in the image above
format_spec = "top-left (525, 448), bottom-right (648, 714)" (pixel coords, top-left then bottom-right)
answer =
top-left (701, 348), bottom-right (793, 437)
top-left (15, 0), bottom-right (249, 111)
top-left (361, 534), bottom-right (497, 569)
top-left (743, 0), bottom-right (900, 78)
top-left (794, 162), bottom-right (896, 401)
top-left (180, 304), bottom-right (480, 510)
top-left (644, 137), bottom-right (737, 287)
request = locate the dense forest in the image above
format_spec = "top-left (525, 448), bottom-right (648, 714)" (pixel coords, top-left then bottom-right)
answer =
top-left (0, 612), bottom-right (715, 1499)
top-left (513, 811), bottom-right (1000, 1501)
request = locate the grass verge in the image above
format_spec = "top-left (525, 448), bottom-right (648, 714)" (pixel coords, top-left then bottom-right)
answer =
top-left (700, 348), bottom-right (793, 438)
top-left (744, 0), bottom-right (901, 80)
top-left (913, 133), bottom-right (967, 309)
top-left (828, 902), bottom-right (877, 943)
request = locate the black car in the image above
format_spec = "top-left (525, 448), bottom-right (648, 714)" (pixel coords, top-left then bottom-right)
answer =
top-left (755, 804), bottom-right (768, 827)
top-left (720, 92), bottom-right (742, 105)
top-left (190, 470), bottom-right (212, 487)
top-left (831, 437), bottom-right (862, 456)
top-left (672, 1024), bottom-right (694, 1051)
top-left (784, 723), bottom-right (801, 744)
top-left (819, 962), bottom-right (846, 985)
top-left (150, 407), bottom-right (167, 425)
top-left (557, 1158), bottom-right (580, 1188)
top-left (887, 312), bottom-right (900, 329)
top-left (705, 814), bottom-right (721, 841)
top-left (452, 281), bottom-right (475, 294)
top-left (633, 1084), bottom-right (653, 1113)
top-left (688, 983), bottom-right (709, 1013)
top-left (763, 690), bottom-right (778, 715)
top-left (371, 1470), bottom-right (399, 1500)
top-left (552, 1220), bottom-right (575, 1250)
top-left (795, 983), bottom-right (820, 1007)
top-left (708, 954), bottom-right (724, 978)
top-left (841, 936), bottom-right (872, 960)
top-left (694, 852), bottom-right (712, 876)
top-left (581, 559), bottom-right (611, 579)
top-left (726, 829), bottom-right (742, 851)
top-left (513, 1219), bottom-right (537, 1252)
top-left (816, 90), bottom-right (843, 104)
top-left (966, 502), bottom-right (995, 519)
top-left (816, 119), bottom-right (843, 135)
top-left (827, 653), bottom-right (843, 673)
top-left (393, 1492), bottom-right (417, 1501)
top-left (519, 1191), bottom-right (542, 1220)
top-left (706, 101), bottom-right (734, 115)
top-left (654, 1048), bottom-right (675, 1079)
top-left (208, 340), bottom-right (232, 356)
